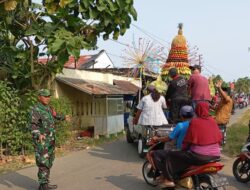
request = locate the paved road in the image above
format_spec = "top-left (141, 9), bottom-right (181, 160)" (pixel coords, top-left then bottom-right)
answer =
top-left (0, 108), bottom-right (249, 190)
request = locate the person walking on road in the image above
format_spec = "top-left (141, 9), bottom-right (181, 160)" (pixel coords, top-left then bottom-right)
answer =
top-left (188, 65), bottom-right (211, 109)
top-left (30, 89), bottom-right (70, 190)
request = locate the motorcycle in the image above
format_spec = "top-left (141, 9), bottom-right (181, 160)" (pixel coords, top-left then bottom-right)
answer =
top-left (142, 139), bottom-right (228, 189)
top-left (232, 121), bottom-right (250, 183)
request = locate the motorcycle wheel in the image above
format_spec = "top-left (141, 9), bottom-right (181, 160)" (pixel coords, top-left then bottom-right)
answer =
top-left (198, 176), bottom-right (218, 190)
top-left (239, 103), bottom-right (244, 109)
top-left (138, 137), bottom-right (146, 158)
top-left (232, 157), bottom-right (250, 183)
top-left (142, 161), bottom-right (157, 186)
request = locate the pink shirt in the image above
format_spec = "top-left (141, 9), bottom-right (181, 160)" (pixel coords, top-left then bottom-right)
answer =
top-left (190, 143), bottom-right (221, 157)
top-left (188, 73), bottom-right (211, 101)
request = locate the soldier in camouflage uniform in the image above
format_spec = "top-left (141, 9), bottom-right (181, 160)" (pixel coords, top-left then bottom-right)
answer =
top-left (30, 89), bottom-right (70, 190)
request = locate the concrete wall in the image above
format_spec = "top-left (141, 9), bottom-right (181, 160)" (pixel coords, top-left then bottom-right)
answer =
top-left (107, 115), bottom-right (124, 134)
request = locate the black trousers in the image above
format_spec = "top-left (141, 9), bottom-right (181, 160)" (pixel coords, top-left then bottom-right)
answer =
top-left (153, 150), bottom-right (169, 174)
top-left (164, 151), bottom-right (219, 181)
top-left (169, 98), bottom-right (190, 123)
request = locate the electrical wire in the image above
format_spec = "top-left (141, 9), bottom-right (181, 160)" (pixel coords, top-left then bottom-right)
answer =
top-left (205, 63), bottom-right (238, 79)
top-left (131, 23), bottom-right (169, 48)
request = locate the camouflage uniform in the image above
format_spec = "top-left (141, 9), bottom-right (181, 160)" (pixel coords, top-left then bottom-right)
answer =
top-left (30, 102), bottom-right (64, 185)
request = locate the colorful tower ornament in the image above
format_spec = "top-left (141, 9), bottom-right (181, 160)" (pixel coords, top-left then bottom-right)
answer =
top-left (161, 23), bottom-right (191, 79)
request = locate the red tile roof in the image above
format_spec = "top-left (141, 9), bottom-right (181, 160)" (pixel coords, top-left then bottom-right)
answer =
top-left (64, 55), bottom-right (92, 69)
top-left (37, 55), bottom-right (93, 69)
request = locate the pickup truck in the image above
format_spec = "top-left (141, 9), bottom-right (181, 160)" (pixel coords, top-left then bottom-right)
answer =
top-left (125, 112), bottom-right (173, 158)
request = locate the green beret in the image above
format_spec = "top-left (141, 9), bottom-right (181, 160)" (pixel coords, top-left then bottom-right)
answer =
top-left (38, 89), bottom-right (51, 97)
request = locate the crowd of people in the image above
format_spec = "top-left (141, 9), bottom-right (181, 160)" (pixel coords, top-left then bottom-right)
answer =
top-left (133, 64), bottom-right (234, 188)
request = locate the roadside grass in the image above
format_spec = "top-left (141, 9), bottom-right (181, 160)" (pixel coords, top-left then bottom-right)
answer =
top-left (0, 155), bottom-right (35, 174)
top-left (57, 131), bottom-right (125, 156)
top-left (223, 109), bottom-right (250, 156)
top-left (0, 131), bottom-right (125, 174)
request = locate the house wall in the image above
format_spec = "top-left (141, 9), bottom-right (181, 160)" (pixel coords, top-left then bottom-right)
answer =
top-left (107, 115), bottom-right (124, 134)
top-left (57, 69), bottom-right (140, 87)
top-left (93, 52), bottom-right (114, 68)
top-left (55, 81), bottom-right (124, 136)
top-left (55, 81), bottom-right (107, 129)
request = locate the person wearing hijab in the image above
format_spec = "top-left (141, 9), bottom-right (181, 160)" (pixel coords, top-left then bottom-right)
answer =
top-left (158, 102), bottom-right (222, 188)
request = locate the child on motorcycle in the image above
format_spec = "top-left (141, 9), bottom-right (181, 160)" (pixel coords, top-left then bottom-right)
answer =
top-left (152, 105), bottom-right (194, 183)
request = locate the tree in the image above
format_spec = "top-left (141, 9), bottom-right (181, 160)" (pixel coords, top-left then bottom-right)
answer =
top-left (235, 77), bottom-right (250, 93)
top-left (212, 74), bottom-right (223, 85)
top-left (0, 0), bottom-right (137, 91)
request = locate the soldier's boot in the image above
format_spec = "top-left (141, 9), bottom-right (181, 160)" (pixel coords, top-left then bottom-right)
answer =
top-left (38, 183), bottom-right (48, 190)
top-left (47, 184), bottom-right (57, 189)
top-left (47, 179), bottom-right (57, 189)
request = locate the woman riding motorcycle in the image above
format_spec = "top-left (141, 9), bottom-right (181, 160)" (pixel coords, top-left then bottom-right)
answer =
top-left (158, 102), bottom-right (222, 188)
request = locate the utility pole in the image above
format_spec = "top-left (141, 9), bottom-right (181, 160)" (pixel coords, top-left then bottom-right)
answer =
top-left (198, 54), bottom-right (204, 67)
top-left (199, 54), bottom-right (201, 66)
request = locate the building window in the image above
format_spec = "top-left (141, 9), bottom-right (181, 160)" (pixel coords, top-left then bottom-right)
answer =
top-left (107, 98), bottom-right (124, 116)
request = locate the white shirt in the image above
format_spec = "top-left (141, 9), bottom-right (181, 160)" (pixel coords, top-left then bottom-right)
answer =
top-left (137, 94), bottom-right (168, 126)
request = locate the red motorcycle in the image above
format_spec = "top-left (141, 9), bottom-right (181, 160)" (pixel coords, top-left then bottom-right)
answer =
top-left (232, 141), bottom-right (250, 183)
top-left (142, 139), bottom-right (228, 189)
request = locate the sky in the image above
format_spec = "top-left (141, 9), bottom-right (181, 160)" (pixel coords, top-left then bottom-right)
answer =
top-left (34, 0), bottom-right (250, 82)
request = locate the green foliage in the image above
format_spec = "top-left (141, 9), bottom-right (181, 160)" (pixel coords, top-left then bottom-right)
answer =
top-left (50, 96), bottom-right (73, 147)
top-left (0, 82), bottom-right (73, 155)
top-left (0, 81), bottom-right (35, 155)
top-left (234, 77), bottom-right (250, 93)
top-left (223, 109), bottom-right (250, 156)
top-left (212, 74), bottom-right (223, 85)
top-left (0, 0), bottom-right (137, 90)
top-left (224, 124), bottom-right (249, 156)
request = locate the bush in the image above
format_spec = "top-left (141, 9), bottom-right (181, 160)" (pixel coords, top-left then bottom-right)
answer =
top-left (0, 81), bottom-right (72, 156)
top-left (0, 81), bottom-right (35, 155)
top-left (50, 97), bottom-right (73, 147)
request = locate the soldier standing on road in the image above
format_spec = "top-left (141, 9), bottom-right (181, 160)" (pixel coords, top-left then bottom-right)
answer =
top-left (30, 89), bottom-right (70, 190)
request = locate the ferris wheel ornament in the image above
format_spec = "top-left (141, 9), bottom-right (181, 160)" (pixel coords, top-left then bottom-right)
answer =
top-left (121, 38), bottom-right (167, 78)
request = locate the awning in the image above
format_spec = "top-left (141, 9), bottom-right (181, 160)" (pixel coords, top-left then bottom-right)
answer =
top-left (56, 77), bottom-right (136, 95)
top-left (113, 80), bottom-right (139, 95)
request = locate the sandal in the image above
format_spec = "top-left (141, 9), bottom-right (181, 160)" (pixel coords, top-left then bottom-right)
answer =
top-left (159, 180), bottom-right (175, 188)
top-left (156, 175), bottom-right (165, 183)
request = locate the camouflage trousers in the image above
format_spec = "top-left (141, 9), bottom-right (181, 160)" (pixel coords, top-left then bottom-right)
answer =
top-left (34, 140), bottom-right (55, 185)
